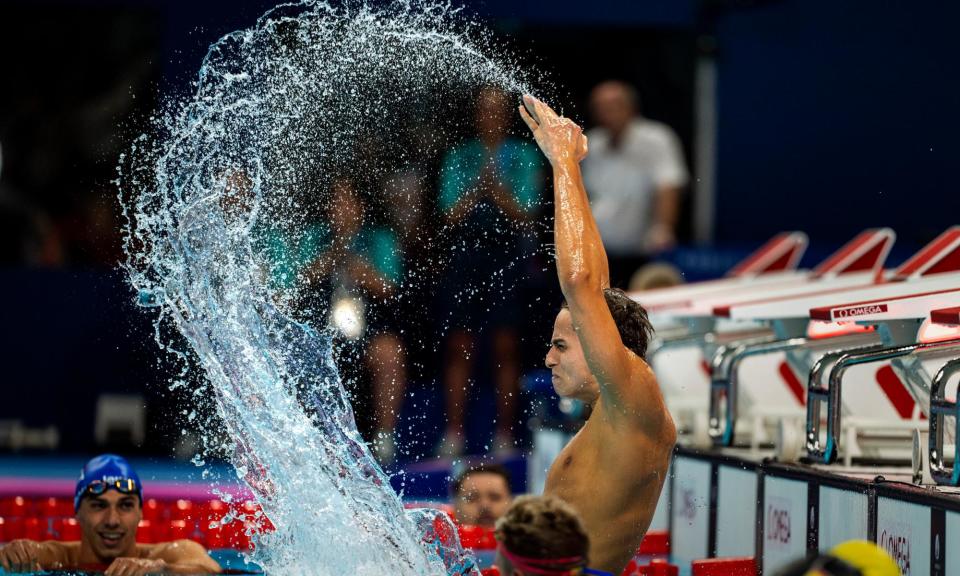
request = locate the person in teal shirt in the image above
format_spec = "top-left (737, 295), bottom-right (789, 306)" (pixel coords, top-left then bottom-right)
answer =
top-left (261, 177), bottom-right (407, 463)
top-left (437, 86), bottom-right (544, 457)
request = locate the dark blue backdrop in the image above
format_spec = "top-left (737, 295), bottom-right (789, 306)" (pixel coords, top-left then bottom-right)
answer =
top-left (712, 0), bottom-right (959, 246)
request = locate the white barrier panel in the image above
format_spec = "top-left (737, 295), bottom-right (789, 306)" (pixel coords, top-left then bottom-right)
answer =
top-left (670, 455), bottom-right (711, 568)
top-left (528, 428), bottom-right (569, 495)
top-left (762, 476), bottom-right (808, 575)
top-left (716, 466), bottom-right (758, 557)
top-left (947, 511), bottom-right (960, 575)
top-left (818, 485), bottom-right (868, 551)
top-left (650, 461), bottom-right (671, 532)
top-left (876, 497), bottom-right (931, 576)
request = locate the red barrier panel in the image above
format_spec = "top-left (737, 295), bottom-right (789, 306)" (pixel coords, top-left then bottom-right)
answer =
top-left (36, 497), bottom-right (72, 519)
top-left (136, 520), bottom-right (155, 544)
top-left (0, 496), bottom-right (32, 518)
top-left (4, 517), bottom-right (23, 540)
top-left (42, 518), bottom-right (63, 541)
top-left (624, 558), bottom-right (679, 576)
top-left (37, 497), bottom-right (59, 519)
top-left (691, 557), bottom-right (756, 576)
top-left (168, 519), bottom-right (192, 540)
top-left (171, 499), bottom-right (196, 521)
top-left (457, 524), bottom-right (497, 550)
top-left (23, 517), bottom-right (42, 541)
top-left (142, 498), bottom-right (165, 523)
top-left (638, 530), bottom-right (670, 556)
top-left (203, 499), bottom-right (229, 527)
top-left (61, 518), bottom-right (81, 541)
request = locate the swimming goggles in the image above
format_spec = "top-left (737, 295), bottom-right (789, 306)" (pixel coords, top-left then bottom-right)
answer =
top-left (82, 478), bottom-right (140, 498)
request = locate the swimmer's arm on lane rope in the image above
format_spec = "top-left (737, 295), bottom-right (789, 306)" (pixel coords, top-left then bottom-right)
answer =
top-left (143, 539), bottom-right (223, 574)
top-left (520, 95), bottom-right (665, 428)
top-left (0, 539), bottom-right (72, 572)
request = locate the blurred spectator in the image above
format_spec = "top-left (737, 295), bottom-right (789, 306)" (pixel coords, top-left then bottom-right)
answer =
top-left (582, 80), bottom-right (688, 287)
top-left (450, 463), bottom-right (513, 527)
top-left (437, 86), bottom-right (543, 456)
top-left (0, 195), bottom-right (63, 266)
top-left (627, 262), bottom-right (684, 292)
top-left (263, 177), bottom-right (408, 463)
top-left (493, 494), bottom-right (594, 576)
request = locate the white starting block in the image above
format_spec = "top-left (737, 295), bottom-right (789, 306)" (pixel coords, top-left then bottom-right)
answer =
top-left (645, 228), bottom-right (960, 574)
top-left (642, 228), bottom-right (896, 448)
top-left (712, 227), bottom-right (960, 462)
top-left (804, 286), bottom-right (960, 466)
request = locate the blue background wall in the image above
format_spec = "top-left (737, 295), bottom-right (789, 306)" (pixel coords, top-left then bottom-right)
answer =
top-left (711, 0), bottom-right (959, 246)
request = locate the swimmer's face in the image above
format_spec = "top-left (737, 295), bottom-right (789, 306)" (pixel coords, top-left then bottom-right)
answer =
top-left (454, 472), bottom-right (512, 528)
top-left (76, 490), bottom-right (142, 562)
top-left (545, 309), bottom-right (599, 402)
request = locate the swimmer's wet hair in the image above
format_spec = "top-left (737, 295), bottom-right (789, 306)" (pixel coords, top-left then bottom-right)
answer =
top-left (563, 287), bottom-right (654, 358)
top-left (451, 463), bottom-right (512, 498)
top-left (495, 495), bottom-right (589, 565)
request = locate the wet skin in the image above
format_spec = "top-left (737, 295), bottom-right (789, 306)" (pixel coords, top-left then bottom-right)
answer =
top-left (522, 95), bottom-right (677, 574)
top-left (0, 490), bottom-right (222, 575)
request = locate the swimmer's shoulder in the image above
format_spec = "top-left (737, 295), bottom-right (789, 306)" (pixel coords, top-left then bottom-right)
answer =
top-left (45, 540), bottom-right (78, 566)
top-left (600, 354), bottom-right (674, 445)
top-left (142, 539), bottom-right (193, 556)
top-left (143, 538), bottom-right (212, 561)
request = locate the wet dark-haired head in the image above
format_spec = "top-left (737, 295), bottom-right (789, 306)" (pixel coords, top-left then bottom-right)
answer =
top-left (562, 287), bottom-right (654, 358)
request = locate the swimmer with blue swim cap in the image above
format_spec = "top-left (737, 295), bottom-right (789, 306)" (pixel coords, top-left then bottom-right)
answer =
top-left (0, 454), bottom-right (222, 575)
top-left (520, 96), bottom-right (676, 574)
top-left (74, 454), bottom-right (144, 512)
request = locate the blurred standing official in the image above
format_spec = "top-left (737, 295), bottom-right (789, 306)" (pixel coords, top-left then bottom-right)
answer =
top-left (582, 80), bottom-right (688, 287)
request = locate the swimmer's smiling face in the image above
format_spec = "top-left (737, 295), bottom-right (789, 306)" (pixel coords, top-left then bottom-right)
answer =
top-left (545, 309), bottom-right (600, 403)
top-left (77, 490), bottom-right (141, 562)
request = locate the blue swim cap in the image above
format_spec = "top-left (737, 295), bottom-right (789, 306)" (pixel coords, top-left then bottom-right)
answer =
top-left (74, 454), bottom-right (143, 512)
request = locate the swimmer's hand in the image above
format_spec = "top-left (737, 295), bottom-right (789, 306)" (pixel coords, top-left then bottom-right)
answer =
top-left (0, 539), bottom-right (43, 573)
top-left (519, 94), bottom-right (588, 166)
top-left (104, 556), bottom-right (167, 576)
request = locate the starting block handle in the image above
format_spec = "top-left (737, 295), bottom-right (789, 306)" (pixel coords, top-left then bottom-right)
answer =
top-left (806, 344), bottom-right (886, 463)
top-left (708, 337), bottom-right (807, 447)
top-left (815, 340), bottom-right (960, 466)
top-left (929, 357), bottom-right (960, 485)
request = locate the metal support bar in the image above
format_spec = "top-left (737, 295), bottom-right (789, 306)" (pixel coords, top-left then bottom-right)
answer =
top-left (806, 344), bottom-right (887, 463)
top-left (809, 339), bottom-right (960, 465)
top-left (709, 331), bottom-right (881, 448)
top-left (709, 337), bottom-right (808, 447)
top-left (929, 357), bottom-right (960, 485)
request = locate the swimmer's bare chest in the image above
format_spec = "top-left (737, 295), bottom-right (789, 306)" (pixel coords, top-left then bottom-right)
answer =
top-left (544, 418), bottom-right (649, 519)
top-left (543, 413), bottom-right (665, 571)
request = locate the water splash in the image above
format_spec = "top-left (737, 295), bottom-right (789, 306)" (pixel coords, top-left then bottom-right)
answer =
top-left (118, 1), bottom-right (541, 573)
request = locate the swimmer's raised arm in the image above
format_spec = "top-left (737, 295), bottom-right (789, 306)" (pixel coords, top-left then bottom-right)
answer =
top-left (520, 95), bottom-right (660, 426)
top-left (518, 96), bottom-right (606, 289)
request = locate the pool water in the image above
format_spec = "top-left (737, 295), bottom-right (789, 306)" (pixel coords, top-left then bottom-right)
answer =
top-left (0, 550), bottom-right (259, 576)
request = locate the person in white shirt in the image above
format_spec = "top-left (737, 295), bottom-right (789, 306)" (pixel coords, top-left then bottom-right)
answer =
top-left (582, 80), bottom-right (689, 286)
